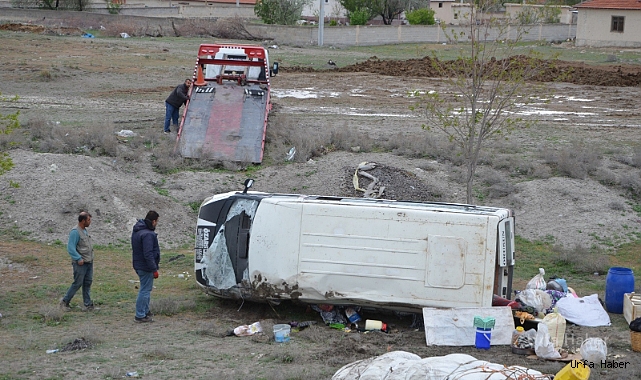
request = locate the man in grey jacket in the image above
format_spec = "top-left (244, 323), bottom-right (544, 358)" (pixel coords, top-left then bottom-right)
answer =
top-left (164, 78), bottom-right (192, 134)
top-left (60, 211), bottom-right (97, 311)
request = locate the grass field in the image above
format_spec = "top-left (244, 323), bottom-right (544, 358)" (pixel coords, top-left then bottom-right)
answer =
top-left (267, 41), bottom-right (641, 69)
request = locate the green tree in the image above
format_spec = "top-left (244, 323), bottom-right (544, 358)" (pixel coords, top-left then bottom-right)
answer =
top-left (0, 93), bottom-right (20, 176)
top-left (411, 0), bottom-right (548, 204)
top-left (350, 8), bottom-right (372, 25)
top-left (254, 0), bottom-right (311, 25)
top-left (405, 7), bottom-right (435, 25)
top-left (340, 0), bottom-right (377, 22)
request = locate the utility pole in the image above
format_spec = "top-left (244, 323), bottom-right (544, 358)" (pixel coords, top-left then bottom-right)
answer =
top-left (318, 0), bottom-right (325, 46)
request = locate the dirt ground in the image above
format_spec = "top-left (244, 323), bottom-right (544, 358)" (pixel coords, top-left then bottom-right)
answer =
top-left (0, 18), bottom-right (641, 380)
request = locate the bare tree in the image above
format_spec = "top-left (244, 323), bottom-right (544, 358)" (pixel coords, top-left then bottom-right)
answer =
top-left (340, 0), bottom-right (427, 25)
top-left (412, 0), bottom-right (548, 204)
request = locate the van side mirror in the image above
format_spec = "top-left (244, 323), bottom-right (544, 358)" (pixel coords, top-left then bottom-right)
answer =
top-left (272, 62), bottom-right (279, 76)
top-left (243, 178), bottom-right (254, 194)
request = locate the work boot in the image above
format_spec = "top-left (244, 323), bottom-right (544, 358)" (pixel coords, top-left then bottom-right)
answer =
top-left (134, 316), bottom-right (153, 323)
top-left (59, 298), bottom-right (71, 312)
top-left (82, 303), bottom-right (100, 312)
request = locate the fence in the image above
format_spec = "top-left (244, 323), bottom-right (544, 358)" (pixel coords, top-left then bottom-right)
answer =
top-left (246, 23), bottom-right (577, 47)
top-left (0, 8), bottom-right (576, 46)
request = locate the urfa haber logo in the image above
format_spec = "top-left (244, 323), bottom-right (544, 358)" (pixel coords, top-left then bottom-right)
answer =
top-left (576, 360), bottom-right (631, 369)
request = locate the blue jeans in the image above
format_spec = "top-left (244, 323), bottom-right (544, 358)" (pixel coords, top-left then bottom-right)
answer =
top-left (63, 261), bottom-right (93, 306)
top-left (135, 269), bottom-right (154, 318)
top-left (164, 102), bottom-right (179, 132)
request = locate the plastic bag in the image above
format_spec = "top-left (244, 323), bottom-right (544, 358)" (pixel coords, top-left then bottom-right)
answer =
top-left (580, 338), bottom-right (607, 363)
top-left (542, 310), bottom-right (566, 350)
top-left (526, 268), bottom-right (546, 290)
top-left (516, 289), bottom-right (552, 313)
top-left (233, 321), bottom-right (262, 336)
top-left (534, 323), bottom-right (561, 359)
top-left (630, 317), bottom-right (641, 332)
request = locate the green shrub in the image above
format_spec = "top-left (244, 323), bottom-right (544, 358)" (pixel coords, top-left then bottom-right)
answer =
top-left (254, 0), bottom-right (308, 25)
top-left (405, 8), bottom-right (436, 25)
top-left (329, 19), bottom-right (338, 26)
top-left (349, 9), bottom-right (370, 25)
top-left (106, 0), bottom-right (121, 14)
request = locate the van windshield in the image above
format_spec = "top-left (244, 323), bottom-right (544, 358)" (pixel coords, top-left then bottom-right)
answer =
top-left (201, 198), bottom-right (259, 290)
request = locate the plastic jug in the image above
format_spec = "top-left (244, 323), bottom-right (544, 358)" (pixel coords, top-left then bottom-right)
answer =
top-left (555, 360), bottom-right (590, 380)
top-left (345, 307), bottom-right (361, 323)
top-left (273, 324), bottom-right (291, 343)
top-left (475, 327), bottom-right (492, 350)
top-left (511, 326), bottom-right (524, 350)
top-left (473, 316), bottom-right (495, 350)
top-left (364, 319), bottom-right (388, 332)
top-left (543, 311), bottom-right (566, 350)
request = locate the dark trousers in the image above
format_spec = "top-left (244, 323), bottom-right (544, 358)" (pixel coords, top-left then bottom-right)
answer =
top-left (164, 102), bottom-right (179, 132)
top-left (63, 261), bottom-right (93, 306)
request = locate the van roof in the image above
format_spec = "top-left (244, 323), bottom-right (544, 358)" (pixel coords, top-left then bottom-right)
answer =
top-left (216, 191), bottom-right (513, 218)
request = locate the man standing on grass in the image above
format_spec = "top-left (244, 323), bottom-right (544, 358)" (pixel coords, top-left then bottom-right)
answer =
top-left (131, 210), bottom-right (161, 323)
top-left (60, 211), bottom-right (98, 312)
top-left (164, 78), bottom-right (192, 134)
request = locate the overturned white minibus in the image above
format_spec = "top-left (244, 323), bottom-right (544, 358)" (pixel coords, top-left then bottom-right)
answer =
top-left (194, 180), bottom-right (515, 312)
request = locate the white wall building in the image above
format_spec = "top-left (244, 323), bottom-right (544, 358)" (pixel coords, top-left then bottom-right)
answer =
top-left (575, 0), bottom-right (641, 47)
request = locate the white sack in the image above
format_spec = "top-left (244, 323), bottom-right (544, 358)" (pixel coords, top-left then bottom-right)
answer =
top-left (332, 351), bottom-right (546, 380)
top-left (423, 307), bottom-right (514, 346)
top-left (555, 294), bottom-right (611, 327)
top-left (534, 323), bottom-right (561, 359)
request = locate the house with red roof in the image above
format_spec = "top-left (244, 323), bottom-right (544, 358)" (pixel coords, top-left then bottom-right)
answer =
top-left (574, 0), bottom-right (641, 46)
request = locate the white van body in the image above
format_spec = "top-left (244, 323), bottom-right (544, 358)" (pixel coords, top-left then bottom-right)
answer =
top-left (195, 192), bottom-right (515, 312)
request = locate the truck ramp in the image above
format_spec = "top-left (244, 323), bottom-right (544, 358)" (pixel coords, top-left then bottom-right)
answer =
top-left (176, 44), bottom-right (272, 163)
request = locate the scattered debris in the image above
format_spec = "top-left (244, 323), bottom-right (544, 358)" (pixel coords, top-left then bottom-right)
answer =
top-left (61, 337), bottom-right (92, 352)
top-left (167, 254), bottom-right (185, 262)
top-left (115, 130), bottom-right (135, 138)
top-left (352, 162), bottom-right (385, 198)
top-left (176, 271), bottom-right (190, 279)
top-left (286, 147), bottom-right (296, 161)
top-left (230, 321), bottom-right (262, 337)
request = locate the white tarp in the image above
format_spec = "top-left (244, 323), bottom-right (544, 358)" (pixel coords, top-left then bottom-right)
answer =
top-left (423, 307), bottom-right (515, 346)
top-left (555, 294), bottom-right (611, 327)
top-left (332, 352), bottom-right (548, 380)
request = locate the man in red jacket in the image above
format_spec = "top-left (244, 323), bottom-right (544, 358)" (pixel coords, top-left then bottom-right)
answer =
top-left (131, 210), bottom-right (161, 323)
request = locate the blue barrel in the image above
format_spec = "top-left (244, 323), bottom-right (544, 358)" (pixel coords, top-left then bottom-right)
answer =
top-left (605, 267), bottom-right (635, 314)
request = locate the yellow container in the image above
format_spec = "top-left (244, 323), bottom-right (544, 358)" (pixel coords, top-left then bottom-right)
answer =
top-left (555, 361), bottom-right (590, 380)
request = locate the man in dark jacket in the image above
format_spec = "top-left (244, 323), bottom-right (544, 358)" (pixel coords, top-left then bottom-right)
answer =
top-left (131, 210), bottom-right (161, 323)
top-left (164, 78), bottom-right (192, 134)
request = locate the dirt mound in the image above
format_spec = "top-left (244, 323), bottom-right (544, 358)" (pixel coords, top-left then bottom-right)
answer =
top-left (285, 55), bottom-right (641, 87)
top-left (344, 164), bottom-right (442, 202)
